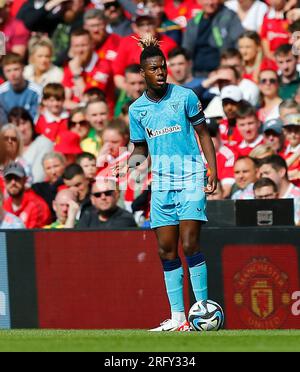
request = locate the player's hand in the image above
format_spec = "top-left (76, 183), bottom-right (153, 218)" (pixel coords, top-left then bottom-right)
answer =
top-left (112, 163), bottom-right (129, 179)
top-left (204, 174), bottom-right (217, 195)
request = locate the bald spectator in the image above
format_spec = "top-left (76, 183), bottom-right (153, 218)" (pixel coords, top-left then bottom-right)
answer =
top-left (231, 156), bottom-right (257, 200)
top-left (44, 189), bottom-right (79, 229)
top-left (258, 155), bottom-right (300, 225)
top-left (75, 179), bottom-right (137, 229)
top-left (3, 162), bottom-right (51, 228)
top-left (0, 188), bottom-right (25, 229)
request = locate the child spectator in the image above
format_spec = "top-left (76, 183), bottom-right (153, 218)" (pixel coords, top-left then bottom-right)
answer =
top-left (0, 53), bottom-right (42, 121)
top-left (257, 69), bottom-right (282, 122)
top-left (236, 103), bottom-right (264, 157)
top-left (35, 83), bottom-right (69, 142)
top-left (3, 162), bottom-right (51, 228)
top-left (275, 44), bottom-right (300, 100)
top-left (77, 152), bottom-right (97, 183)
top-left (260, 0), bottom-right (290, 60)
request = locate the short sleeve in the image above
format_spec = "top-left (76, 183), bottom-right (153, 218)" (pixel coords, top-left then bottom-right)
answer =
top-left (129, 109), bottom-right (146, 143)
top-left (185, 89), bottom-right (205, 126)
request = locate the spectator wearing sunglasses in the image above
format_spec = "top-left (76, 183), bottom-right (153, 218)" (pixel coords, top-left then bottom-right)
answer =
top-left (102, 0), bottom-right (133, 37)
top-left (75, 178), bottom-right (137, 229)
top-left (257, 69), bottom-right (282, 123)
top-left (68, 107), bottom-right (91, 146)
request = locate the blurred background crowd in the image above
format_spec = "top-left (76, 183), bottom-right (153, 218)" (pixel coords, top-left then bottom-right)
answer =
top-left (0, 0), bottom-right (300, 230)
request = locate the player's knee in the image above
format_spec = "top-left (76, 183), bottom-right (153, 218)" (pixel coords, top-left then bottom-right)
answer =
top-left (182, 241), bottom-right (200, 257)
top-left (158, 246), bottom-right (177, 260)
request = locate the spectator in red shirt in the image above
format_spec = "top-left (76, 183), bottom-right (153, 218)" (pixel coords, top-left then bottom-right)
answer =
top-left (3, 162), bottom-right (51, 228)
top-left (260, 0), bottom-right (290, 60)
top-left (83, 8), bottom-right (121, 68)
top-left (236, 103), bottom-right (264, 157)
top-left (63, 28), bottom-right (115, 115)
top-left (113, 12), bottom-right (177, 90)
top-left (0, 0), bottom-right (30, 58)
top-left (35, 83), bottom-right (69, 143)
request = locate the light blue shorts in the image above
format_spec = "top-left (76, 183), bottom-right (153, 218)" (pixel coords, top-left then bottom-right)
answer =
top-left (150, 188), bottom-right (208, 229)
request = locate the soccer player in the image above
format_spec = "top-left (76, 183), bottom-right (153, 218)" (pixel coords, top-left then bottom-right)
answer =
top-left (115, 35), bottom-right (217, 331)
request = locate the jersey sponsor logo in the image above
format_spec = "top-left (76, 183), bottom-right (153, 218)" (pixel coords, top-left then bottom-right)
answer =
top-left (146, 124), bottom-right (182, 139)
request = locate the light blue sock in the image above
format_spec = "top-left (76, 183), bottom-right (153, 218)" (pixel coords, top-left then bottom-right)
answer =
top-left (162, 258), bottom-right (185, 313)
top-left (186, 252), bottom-right (208, 302)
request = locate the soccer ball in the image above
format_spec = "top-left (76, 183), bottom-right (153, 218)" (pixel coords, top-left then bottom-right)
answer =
top-left (188, 300), bottom-right (224, 332)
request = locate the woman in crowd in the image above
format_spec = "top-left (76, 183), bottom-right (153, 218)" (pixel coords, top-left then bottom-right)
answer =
top-left (23, 37), bottom-right (63, 87)
top-left (68, 107), bottom-right (91, 148)
top-left (257, 69), bottom-right (283, 123)
top-left (8, 107), bottom-right (54, 183)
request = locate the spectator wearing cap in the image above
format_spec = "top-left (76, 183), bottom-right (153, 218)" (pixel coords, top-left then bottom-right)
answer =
top-left (143, 0), bottom-right (182, 44)
top-left (253, 177), bottom-right (279, 200)
top-left (3, 162), bottom-right (51, 228)
top-left (220, 48), bottom-right (260, 106)
top-left (258, 155), bottom-right (300, 225)
top-left (72, 178), bottom-right (137, 229)
top-left (0, 0), bottom-right (30, 58)
top-left (257, 69), bottom-right (282, 123)
top-left (282, 114), bottom-right (300, 186)
top-left (275, 44), bottom-right (300, 101)
top-left (231, 156), bottom-right (257, 200)
top-left (54, 131), bottom-right (83, 166)
top-left (207, 118), bottom-right (236, 198)
top-left (44, 188), bottom-right (79, 229)
top-left (0, 53), bottom-right (42, 122)
top-left (83, 8), bottom-right (121, 68)
top-left (279, 99), bottom-right (300, 125)
top-left (262, 118), bottom-right (285, 155)
top-left (102, 0), bottom-right (133, 37)
top-left (63, 29), bottom-right (115, 115)
top-left (113, 10), bottom-right (177, 90)
top-left (35, 83), bottom-right (69, 143)
top-left (0, 188), bottom-right (25, 229)
top-left (32, 152), bottom-right (67, 220)
top-left (236, 103), bottom-right (264, 157)
top-left (218, 85), bottom-right (244, 147)
top-left (182, 0), bottom-right (244, 76)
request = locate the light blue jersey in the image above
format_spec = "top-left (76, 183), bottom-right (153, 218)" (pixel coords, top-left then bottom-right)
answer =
top-left (129, 84), bottom-right (206, 191)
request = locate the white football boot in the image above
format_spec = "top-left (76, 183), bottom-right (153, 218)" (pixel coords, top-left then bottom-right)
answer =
top-left (149, 319), bottom-right (190, 332)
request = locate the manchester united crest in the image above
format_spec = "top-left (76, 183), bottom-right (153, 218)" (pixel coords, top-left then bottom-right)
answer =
top-left (233, 258), bottom-right (291, 329)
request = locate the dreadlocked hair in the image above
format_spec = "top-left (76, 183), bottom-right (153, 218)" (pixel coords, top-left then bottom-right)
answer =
top-left (133, 34), bottom-right (166, 66)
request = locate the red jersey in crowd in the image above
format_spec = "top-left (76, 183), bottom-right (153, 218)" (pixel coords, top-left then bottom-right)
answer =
top-left (35, 110), bottom-right (69, 142)
top-left (0, 174), bottom-right (4, 194)
top-left (96, 33), bottom-right (122, 66)
top-left (10, 0), bottom-right (26, 17)
top-left (282, 144), bottom-right (300, 188)
top-left (3, 189), bottom-right (51, 229)
top-left (164, 0), bottom-right (202, 28)
top-left (63, 53), bottom-right (115, 114)
top-left (260, 9), bottom-right (290, 52)
top-left (219, 118), bottom-right (243, 147)
top-left (216, 145), bottom-right (236, 186)
top-left (113, 33), bottom-right (177, 77)
top-left (1, 16), bottom-right (30, 54)
top-left (236, 135), bottom-right (264, 157)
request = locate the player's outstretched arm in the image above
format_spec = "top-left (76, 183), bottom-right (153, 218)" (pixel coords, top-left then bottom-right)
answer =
top-left (194, 122), bottom-right (218, 194)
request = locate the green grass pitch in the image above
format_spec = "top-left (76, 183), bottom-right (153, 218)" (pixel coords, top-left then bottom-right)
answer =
top-left (0, 330), bottom-right (300, 352)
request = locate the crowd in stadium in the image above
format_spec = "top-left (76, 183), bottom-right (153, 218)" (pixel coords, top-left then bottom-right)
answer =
top-left (0, 0), bottom-right (300, 229)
